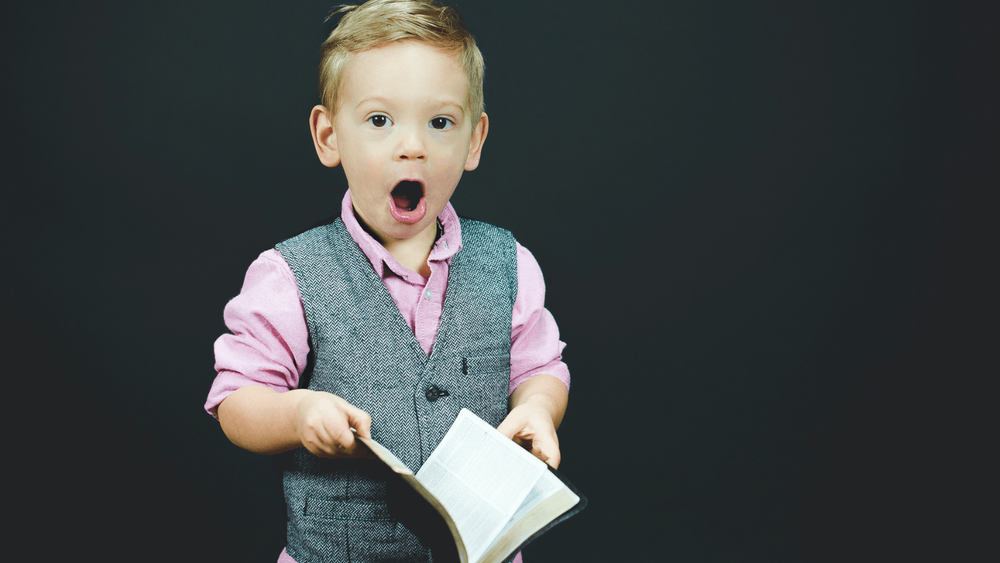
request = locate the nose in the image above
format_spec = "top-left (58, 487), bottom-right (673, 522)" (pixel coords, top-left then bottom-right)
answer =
top-left (396, 125), bottom-right (426, 161)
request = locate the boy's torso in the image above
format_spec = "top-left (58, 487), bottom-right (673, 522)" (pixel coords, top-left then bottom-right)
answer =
top-left (274, 214), bottom-right (517, 563)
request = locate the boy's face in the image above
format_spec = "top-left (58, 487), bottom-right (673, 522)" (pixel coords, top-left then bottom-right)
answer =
top-left (311, 40), bottom-right (488, 245)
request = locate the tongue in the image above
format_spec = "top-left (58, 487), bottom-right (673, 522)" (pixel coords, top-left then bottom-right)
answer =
top-left (388, 193), bottom-right (426, 224)
top-left (392, 192), bottom-right (417, 211)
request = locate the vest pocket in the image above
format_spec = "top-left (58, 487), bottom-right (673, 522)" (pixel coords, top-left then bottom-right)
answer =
top-left (454, 354), bottom-right (511, 429)
top-left (462, 353), bottom-right (511, 375)
top-left (304, 497), bottom-right (392, 521)
top-left (301, 497), bottom-right (428, 562)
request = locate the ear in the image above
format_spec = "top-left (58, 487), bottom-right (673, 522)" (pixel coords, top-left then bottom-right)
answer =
top-left (464, 112), bottom-right (489, 171)
top-left (310, 105), bottom-right (341, 168)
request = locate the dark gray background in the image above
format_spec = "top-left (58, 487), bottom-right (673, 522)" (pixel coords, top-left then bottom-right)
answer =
top-left (2, 1), bottom-right (995, 561)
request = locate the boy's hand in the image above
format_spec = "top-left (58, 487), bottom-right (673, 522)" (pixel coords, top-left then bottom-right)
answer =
top-left (218, 386), bottom-right (375, 457)
top-left (498, 374), bottom-right (568, 469)
top-left (295, 390), bottom-right (374, 458)
top-left (498, 402), bottom-right (561, 469)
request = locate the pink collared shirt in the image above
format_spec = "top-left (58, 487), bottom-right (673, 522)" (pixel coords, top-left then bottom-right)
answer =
top-left (206, 191), bottom-right (567, 563)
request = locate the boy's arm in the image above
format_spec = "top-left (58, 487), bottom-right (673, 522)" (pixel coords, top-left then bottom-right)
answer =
top-left (218, 385), bottom-right (373, 458)
top-left (497, 373), bottom-right (568, 469)
top-left (209, 251), bottom-right (370, 458)
top-left (500, 243), bottom-right (570, 469)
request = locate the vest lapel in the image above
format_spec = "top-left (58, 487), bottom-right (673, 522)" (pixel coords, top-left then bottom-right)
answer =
top-left (426, 243), bottom-right (467, 366)
top-left (332, 218), bottom-right (429, 364)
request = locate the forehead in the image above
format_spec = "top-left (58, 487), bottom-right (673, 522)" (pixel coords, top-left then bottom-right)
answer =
top-left (338, 41), bottom-right (469, 111)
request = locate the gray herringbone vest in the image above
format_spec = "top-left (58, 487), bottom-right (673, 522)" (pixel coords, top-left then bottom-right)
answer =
top-left (274, 217), bottom-right (516, 563)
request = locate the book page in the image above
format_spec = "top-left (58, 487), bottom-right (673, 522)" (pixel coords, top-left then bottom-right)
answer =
top-left (493, 469), bottom-right (566, 540)
top-left (478, 470), bottom-right (580, 563)
top-left (416, 409), bottom-right (547, 563)
top-left (357, 433), bottom-right (469, 562)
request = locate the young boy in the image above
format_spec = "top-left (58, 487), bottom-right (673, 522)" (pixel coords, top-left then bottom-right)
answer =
top-left (205, 1), bottom-right (570, 561)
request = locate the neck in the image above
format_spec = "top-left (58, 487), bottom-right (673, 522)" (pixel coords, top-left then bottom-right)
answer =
top-left (355, 211), bottom-right (437, 278)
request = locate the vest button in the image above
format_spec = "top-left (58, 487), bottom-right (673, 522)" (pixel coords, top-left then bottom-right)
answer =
top-left (425, 385), bottom-right (449, 402)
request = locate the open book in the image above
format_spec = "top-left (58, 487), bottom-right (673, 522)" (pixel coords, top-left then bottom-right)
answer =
top-left (357, 408), bottom-right (586, 563)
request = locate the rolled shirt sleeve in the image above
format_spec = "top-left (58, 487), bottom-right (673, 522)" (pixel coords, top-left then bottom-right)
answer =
top-left (205, 250), bottom-right (310, 418)
top-left (509, 243), bottom-right (570, 394)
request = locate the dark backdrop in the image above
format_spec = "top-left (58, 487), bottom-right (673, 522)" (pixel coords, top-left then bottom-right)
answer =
top-left (2, 1), bottom-right (995, 561)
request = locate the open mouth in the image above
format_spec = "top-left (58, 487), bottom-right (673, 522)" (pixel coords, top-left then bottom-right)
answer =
top-left (391, 180), bottom-right (423, 212)
top-left (388, 180), bottom-right (427, 224)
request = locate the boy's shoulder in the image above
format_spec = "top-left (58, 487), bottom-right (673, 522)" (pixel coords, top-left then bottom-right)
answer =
top-left (281, 214), bottom-right (342, 244)
top-left (454, 215), bottom-right (516, 245)
top-left (272, 215), bottom-right (346, 270)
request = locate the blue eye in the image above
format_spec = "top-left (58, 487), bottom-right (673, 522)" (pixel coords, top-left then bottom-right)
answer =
top-left (368, 114), bottom-right (392, 128)
top-left (430, 117), bottom-right (454, 131)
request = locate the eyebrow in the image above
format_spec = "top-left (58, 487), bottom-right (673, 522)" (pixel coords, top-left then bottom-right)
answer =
top-left (436, 101), bottom-right (466, 115)
top-left (354, 96), bottom-right (391, 110)
top-left (354, 96), bottom-right (466, 115)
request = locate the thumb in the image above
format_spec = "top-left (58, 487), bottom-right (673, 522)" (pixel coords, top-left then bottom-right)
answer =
top-left (530, 431), bottom-right (561, 469)
top-left (344, 404), bottom-right (373, 439)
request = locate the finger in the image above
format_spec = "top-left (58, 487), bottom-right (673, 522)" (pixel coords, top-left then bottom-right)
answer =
top-left (299, 409), bottom-right (336, 455)
top-left (325, 415), bottom-right (358, 452)
top-left (496, 410), bottom-right (526, 439)
top-left (544, 449), bottom-right (561, 469)
top-left (304, 426), bottom-right (339, 458)
top-left (344, 404), bottom-right (373, 439)
top-left (529, 432), bottom-right (561, 469)
top-left (336, 404), bottom-right (372, 457)
top-left (310, 421), bottom-right (344, 457)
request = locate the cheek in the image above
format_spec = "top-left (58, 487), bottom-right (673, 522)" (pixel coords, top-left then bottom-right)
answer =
top-left (342, 147), bottom-right (383, 185)
top-left (431, 151), bottom-right (462, 179)
top-left (433, 141), bottom-right (470, 171)
top-left (430, 168), bottom-right (463, 202)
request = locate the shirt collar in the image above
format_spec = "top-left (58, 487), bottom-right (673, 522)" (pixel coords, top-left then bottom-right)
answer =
top-left (340, 190), bottom-right (462, 280)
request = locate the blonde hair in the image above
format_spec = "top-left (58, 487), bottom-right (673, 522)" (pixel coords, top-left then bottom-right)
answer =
top-left (319, 0), bottom-right (485, 120)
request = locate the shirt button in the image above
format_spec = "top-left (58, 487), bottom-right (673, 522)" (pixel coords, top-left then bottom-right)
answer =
top-left (442, 239), bottom-right (448, 249)
top-left (424, 289), bottom-right (433, 300)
